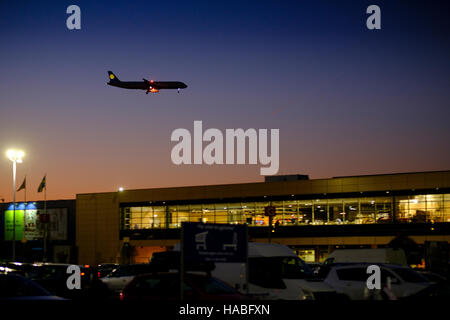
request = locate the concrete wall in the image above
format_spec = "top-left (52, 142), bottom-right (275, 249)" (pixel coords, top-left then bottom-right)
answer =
top-left (76, 193), bottom-right (120, 265)
top-left (78, 171), bottom-right (450, 204)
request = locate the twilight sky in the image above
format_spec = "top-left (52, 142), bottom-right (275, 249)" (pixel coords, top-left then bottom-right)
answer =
top-left (0, 0), bottom-right (449, 202)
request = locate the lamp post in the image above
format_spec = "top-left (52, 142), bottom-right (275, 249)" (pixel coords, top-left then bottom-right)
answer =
top-left (6, 149), bottom-right (24, 262)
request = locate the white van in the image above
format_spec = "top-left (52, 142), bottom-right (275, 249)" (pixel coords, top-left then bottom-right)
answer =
top-left (172, 242), bottom-right (337, 300)
top-left (323, 248), bottom-right (408, 266)
top-left (211, 242), bottom-right (337, 300)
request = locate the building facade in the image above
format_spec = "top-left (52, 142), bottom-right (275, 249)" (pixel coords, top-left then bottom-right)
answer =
top-left (76, 171), bottom-right (450, 265)
top-left (0, 200), bottom-right (76, 263)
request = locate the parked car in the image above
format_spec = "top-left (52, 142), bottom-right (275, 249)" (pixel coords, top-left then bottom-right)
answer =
top-left (416, 270), bottom-right (447, 283)
top-left (401, 280), bottom-right (450, 300)
top-left (0, 265), bottom-right (20, 275)
top-left (322, 263), bottom-right (432, 300)
top-left (26, 263), bottom-right (90, 299)
top-left (172, 242), bottom-right (338, 300)
top-left (97, 263), bottom-right (119, 278)
top-left (100, 264), bottom-right (155, 293)
top-left (0, 273), bottom-right (64, 300)
top-left (307, 263), bottom-right (322, 275)
top-left (0, 262), bottom-right (39, 277)
top-left (121, 272), bottom-right (247, 301)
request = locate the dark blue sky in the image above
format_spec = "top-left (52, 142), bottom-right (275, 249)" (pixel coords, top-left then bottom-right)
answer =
top-left (0, 0), bottom-right (449, 200)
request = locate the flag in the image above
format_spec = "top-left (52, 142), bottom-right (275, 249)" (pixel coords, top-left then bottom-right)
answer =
top-left (17, 176), bottom-right (26, 192)
top-left (38, 175), bottom-right (46, 193)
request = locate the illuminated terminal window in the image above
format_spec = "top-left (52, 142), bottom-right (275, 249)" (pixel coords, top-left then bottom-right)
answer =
top-left (120, 193), bottom-right (450, 230)
top-left (397, 194), bottom-right (449, 223)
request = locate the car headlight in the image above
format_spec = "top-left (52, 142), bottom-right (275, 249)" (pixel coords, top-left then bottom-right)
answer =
top-left (300, 290), bottom-right (315, 300)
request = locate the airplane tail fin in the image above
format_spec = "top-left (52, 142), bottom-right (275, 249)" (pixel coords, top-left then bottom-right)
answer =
top-left (107, 71), bottom-right (120, 83)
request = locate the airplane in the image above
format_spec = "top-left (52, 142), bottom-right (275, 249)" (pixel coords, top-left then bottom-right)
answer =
top-left (107, 71), bottom-right (187, 94)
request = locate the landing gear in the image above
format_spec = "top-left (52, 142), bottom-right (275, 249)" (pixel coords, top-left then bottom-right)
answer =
top-left (177, 88), bottom-right (180, 93)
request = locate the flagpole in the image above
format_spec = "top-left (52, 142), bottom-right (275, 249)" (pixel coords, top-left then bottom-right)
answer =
top-left (24, 176), bottom-right (26, 240)
top-left (44, 178), bottom-right (47, 216)
top-left (23, 176), bottom-right (27, 255)
top-left (44, 176), bottom-right (47, 262)
top-left (12, 161), bottom-right (16, 262)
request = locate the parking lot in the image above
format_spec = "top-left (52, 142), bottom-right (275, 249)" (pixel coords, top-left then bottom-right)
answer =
top-left (1, 245), bottom-right (449, 301)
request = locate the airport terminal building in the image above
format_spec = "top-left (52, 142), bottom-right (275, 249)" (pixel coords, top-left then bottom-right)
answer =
top-left (76, 170), bottom-right (450, 265)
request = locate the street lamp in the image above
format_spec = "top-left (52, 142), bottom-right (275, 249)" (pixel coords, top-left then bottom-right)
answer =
top-left (6, 149), bottom-right (24, 262)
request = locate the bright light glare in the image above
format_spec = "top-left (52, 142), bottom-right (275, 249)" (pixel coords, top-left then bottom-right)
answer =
top-left (6, 149), bottom-right (25, 163)
top-left (118, 187), bottom-right (124, 192)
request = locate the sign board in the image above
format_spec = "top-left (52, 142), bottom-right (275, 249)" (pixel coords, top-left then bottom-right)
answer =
top-left (47, 208), bottom-right (68, 240)
top-left (182, 222), bottom-right (247, 263)
top-left (4, 210), bottom-right (24, 241)
top-left (4, 205), bottom-right (68, 241)
top-left (264, 206), bottom-right (276, 217)
top-left (24, 208), bottom-right (40, 240)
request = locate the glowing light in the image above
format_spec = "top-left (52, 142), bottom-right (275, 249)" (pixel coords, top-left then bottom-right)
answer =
top-left (118, 187), bottom-right (124, 192)
top-left (6, 149), bottom-right (25, 163)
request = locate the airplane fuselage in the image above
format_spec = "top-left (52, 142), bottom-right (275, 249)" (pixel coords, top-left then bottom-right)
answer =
top-left (108, 81), bottom-right (187, 90)
top-left (107, 71), bottom-right (187, 94)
